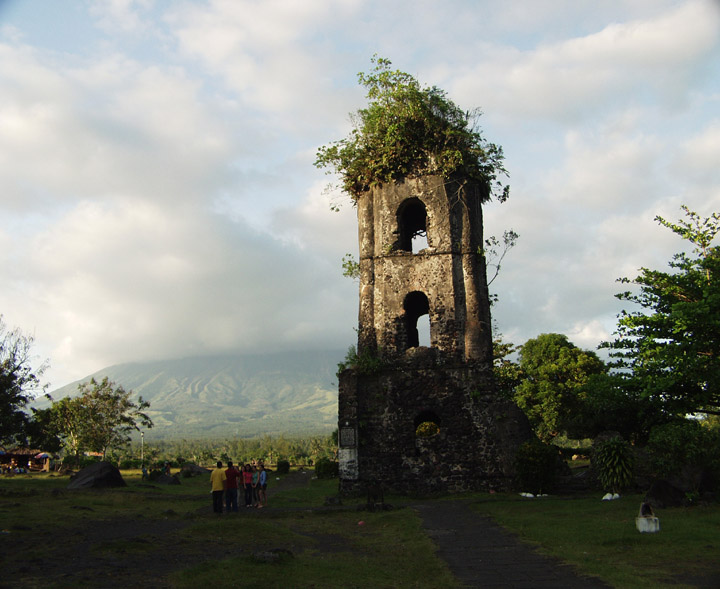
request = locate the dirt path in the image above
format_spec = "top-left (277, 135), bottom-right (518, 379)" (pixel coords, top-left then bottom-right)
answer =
top-left (414, 500), bottom-right (611, 589)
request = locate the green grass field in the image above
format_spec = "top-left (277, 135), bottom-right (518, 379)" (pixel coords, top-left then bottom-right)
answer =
top-left (471, 493), bottom-right (720, 588)
top-left (1, 469), bottom-right (718, 588)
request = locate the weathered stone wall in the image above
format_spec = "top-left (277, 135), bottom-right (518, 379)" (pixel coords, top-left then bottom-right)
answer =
top-left (340, 175), bottom-right (529, 495)
top-left (338, 354), bottom-right (530, 495)
top-left (356, 176), bottom-right (492, 363)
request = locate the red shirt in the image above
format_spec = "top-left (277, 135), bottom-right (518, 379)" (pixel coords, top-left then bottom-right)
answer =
top-left (225, 467), bottom-right (240, 489)
top-left (242, 470), bottom-right (253, 485)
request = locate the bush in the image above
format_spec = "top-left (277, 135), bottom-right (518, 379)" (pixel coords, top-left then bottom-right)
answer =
top-left (592, 436), bottom-right (634, 493)
top-left (336, 345), bottom-right (387, 376)
top-left (514, 439), bottom-right (559, 494)
top-left (276, 460), bottom-right (290, 475)
top-left (314, 457), bottom-right (339, 479)
top-left (63, 456), bottom-right (100, 469)
top-left (646, 420), bottom-right (720, 491)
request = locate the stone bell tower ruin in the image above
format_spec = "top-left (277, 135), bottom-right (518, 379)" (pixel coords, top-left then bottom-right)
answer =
top-left (337, 174), bottom-right (529, 495)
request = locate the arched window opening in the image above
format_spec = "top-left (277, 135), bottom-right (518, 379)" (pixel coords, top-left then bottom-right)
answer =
top-left (404, 291), bottom-right (430, 349)
top-left (412, 233), bottom-right (428, 254)
top-left (416, 314), bottom-right (430, 347)
top-left (414, 410), bottom-right (441, 438)
top-left (397, 198), bottom-right (427, 253)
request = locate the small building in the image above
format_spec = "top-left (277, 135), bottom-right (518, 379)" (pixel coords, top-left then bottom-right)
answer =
top-left (1, 447), bottom-right (53, 472)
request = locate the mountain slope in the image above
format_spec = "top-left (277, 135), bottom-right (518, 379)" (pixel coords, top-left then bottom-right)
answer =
top-left (49, 350), bottom-right (344, 439)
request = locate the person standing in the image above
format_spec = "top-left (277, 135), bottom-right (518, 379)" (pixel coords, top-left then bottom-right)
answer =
top-left (257, 463), bottom-right (268, 508)
top-left (242, 464), bottom-right (253, 508)
top-left (225, 461), bottom-right (240, 513)
top-left (251, 464), bottom-right (260, 507)
top-left (210, 461), bottom-right (226, 515)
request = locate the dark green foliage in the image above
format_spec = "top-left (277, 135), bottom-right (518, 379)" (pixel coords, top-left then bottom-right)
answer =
top-left (276, 459), bottom-right (290, 474)
top-left (315, 56), bottom-right (509, 202)
top-left (603, 206), bottom-right (720, 418)
top-left (25, 406), bottom-right (63, 453)
top-left (592, 436), bottom-right (634, 493)
top-left (646, 420), bottom-right (720, 487)
top-left (0, 316), bottom-right (48, 446)
top-left (514, 333), bottom-right (606, 441)
top-left (513, 439), bottom-right (560, 494)
top-left (337, 345), bottom-right (387, 376)
top-left (314, 457), bottom-right (339, 479)
top-left (565, 373), bottom-right (669, 443)
top-left (62, 455), bottom-right (99, 469)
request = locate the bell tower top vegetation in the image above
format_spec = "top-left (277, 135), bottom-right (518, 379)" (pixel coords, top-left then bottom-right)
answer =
top-left (315, 56), bottom-right (509, 203)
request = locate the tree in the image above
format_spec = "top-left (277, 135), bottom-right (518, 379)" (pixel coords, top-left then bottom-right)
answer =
top-left (48, 395), bottom-right (92, 463)
top-left (492, 333), bottom-right (523, 399)
top-left (514, 333), bottom-right (606, 441)
top-left (49, 377), bottom-right (153, 461)
top-left (315, 55), bottom-right (509, 203)
top-left (564, 372), bottom-right (668, 443)
top-left (0, 315), bottom-right (48, 446)
top-left (604, 206), bottom-right (720, 417)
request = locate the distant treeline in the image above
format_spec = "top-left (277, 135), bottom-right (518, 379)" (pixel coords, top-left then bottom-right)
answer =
top-left (106, 433), bottom-right (338, 469)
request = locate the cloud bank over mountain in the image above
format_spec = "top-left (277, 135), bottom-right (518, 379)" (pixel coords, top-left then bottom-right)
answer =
top-left (0, 0), bottom-right (718, 388)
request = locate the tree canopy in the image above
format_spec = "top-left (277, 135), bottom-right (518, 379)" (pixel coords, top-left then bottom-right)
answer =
top-left (0, 316), bottom-right (48, 446)
top-left (315, 56), bottom-right (509, 202)
top-left (603, 205), bottom-right (720, 417)
top-left (48, 377), bottom-right (153, 461)
top-left (513, 333), bottom-right (606, 441)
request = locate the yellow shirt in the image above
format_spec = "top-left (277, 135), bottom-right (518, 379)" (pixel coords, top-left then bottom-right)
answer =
top-left (210, 467), bottom-right (227, 491)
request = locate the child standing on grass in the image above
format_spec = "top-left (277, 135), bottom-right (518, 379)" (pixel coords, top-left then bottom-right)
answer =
top-left (242, 464), bottom-right (253, 507)
top-left (257, 463), bottom-right (268, 508)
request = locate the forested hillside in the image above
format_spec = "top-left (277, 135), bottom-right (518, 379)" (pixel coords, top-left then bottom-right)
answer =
top-left (47, 350), bottom-right (343, 439)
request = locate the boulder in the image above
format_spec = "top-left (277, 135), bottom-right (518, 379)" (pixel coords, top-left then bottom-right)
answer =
top-left (181, 463), bottom-right (210, 477)
top-left (67, 461), bottom-right (127, 490)
top-left (154, 473), bottom-right (181, 485)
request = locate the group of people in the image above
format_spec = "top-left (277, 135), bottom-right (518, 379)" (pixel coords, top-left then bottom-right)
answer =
top-left (210, 460), bottom-right (268, 514)
top-left (2, 461), bottom-right (28, 474)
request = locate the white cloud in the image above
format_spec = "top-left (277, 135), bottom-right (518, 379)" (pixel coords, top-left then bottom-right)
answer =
top-left (5, 198), bottom-right (355, 387)
top-left (0, 44), bottom-right (236, 212)
top-left (453, 0), bottom-right (720, 122)
top-left (1, 0), bottom-right (719, 388)
top-left (676, 120), bottom-right (720, 183)
top-left (166, 0), bottom-right (361, 129)
top-left (88, 0), bottom-right (156, 35)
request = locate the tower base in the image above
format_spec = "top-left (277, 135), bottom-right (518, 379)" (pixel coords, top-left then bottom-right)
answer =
top-left (337, 351), bottom-right (531, 496)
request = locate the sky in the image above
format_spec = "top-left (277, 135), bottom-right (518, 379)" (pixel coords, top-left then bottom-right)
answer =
top-left (1, 0), bottom-right (719, 390)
